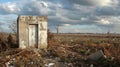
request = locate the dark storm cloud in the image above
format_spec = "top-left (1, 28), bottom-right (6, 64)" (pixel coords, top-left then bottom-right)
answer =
top-left (95, 6), bottom-right (120, 16)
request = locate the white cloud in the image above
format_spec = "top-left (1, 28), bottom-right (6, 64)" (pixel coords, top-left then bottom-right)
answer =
top-left (95, 0), bottom-right (112, 6)
top-left (61, 24), bottom-right (71, 26)
top-left (0, 0), bottom-right (48, 15)
top-left (80, 17), bottom-right (88, 21)
top-left (0, 2), bottom-right (20, 13)
top-left (41, 1), bottom-right (48, 7)
top-left (96, 19), bottom-right (111, 24)
top-left (70, 0), bottom-right (118, 6)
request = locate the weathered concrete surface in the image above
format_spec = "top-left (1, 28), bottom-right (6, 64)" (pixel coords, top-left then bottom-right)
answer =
top-left (17, 16), bottom-right (47, 49)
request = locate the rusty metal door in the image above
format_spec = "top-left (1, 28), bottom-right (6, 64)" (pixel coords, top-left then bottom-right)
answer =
top-left (29, 24), bottom-right (38, 48)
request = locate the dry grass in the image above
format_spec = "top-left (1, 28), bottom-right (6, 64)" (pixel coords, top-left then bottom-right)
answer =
top-left (0, 33), bottom-right (120, 67)
top-left (50, 34), bottom-right (120, 66)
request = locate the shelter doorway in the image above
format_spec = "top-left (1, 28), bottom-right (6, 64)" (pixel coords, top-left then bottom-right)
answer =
top-left (29, 24), bottom-right (38, 48)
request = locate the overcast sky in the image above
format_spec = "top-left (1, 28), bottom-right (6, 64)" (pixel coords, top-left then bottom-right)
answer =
top-left (0, 0), bottom-right (120, 33)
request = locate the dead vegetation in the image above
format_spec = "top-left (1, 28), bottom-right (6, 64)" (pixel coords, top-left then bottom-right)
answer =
top-left (0, 33), bottom-right (120, 67)
top-left (0, 33), bottom-right (17, 52)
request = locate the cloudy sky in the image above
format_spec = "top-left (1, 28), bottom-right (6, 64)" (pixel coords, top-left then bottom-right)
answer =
top-left (0, 0), bottom-right (120, 33)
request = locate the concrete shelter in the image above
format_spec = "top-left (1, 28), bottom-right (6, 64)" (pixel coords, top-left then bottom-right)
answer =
top-left (17, 16), bottom-right (47, 49)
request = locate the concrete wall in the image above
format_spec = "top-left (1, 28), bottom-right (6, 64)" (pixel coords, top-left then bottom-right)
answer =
top-left (17, 16), bottom-right (47, 49)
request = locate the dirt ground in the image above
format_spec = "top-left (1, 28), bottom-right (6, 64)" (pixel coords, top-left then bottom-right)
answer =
top-left (0, 33), bottom-right (120, 67)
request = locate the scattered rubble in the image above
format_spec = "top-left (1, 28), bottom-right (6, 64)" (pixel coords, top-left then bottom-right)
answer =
top-left (0, 46), bottom-right (120, 67)
top-left (0, 33), bottom-right (120, 67)
top-left (87, 50), bottom-right (106, 61)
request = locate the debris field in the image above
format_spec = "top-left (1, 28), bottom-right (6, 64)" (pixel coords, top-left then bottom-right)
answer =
top-left (0, 33), bottom-right (120, 67)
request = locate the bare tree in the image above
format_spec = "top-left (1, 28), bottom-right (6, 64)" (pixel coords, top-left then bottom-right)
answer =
top-left (9, 21), bottom-right (17, 34)
top-left (56, 24), bottom-right (60, 34)
top-left (8, 21), bottom-right (18, 48)
top-left (0, 22), bottom-right (3, 32)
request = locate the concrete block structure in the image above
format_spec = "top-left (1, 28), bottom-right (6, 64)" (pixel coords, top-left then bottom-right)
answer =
top-left (17, 15), bottom-right (47, 49)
